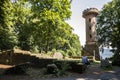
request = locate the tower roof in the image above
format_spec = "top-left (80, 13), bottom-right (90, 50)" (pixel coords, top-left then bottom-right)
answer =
top-left (82, 8), bottom-right (98, 18)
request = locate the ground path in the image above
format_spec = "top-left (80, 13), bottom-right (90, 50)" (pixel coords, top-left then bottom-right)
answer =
top-left (40, 64), bottom-right (120, 80)
top-left (0, 64), bottom-right (120, 80)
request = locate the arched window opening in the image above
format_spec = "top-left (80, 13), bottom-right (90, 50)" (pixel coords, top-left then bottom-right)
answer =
top-left (89, 18), bottom-right (91, 22)
top-left (90, 34), bottom-right (92, 38)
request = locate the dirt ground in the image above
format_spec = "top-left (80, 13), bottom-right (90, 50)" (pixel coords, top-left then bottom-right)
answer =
top-left (0, 64), bottom-right (120, 80)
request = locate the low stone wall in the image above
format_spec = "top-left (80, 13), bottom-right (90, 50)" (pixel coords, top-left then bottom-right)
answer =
top-left (0, 49), bottom-right (56, 68)
top-left (0, 49), bottom-right (88, 74)
top-left (0, 50), bottom-right (13, 65)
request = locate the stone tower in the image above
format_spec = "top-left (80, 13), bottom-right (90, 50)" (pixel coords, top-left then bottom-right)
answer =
top-left (82, 8), bottom-right (99, 60)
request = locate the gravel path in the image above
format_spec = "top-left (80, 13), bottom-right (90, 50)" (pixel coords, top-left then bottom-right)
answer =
top-left (0, 64), bottom-right (120, 80)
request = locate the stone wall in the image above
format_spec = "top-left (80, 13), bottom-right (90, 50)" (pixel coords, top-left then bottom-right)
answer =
top-left (0, 49), bottom-right (55, 68)
top-left (0, 49), bottom-right (88, 73)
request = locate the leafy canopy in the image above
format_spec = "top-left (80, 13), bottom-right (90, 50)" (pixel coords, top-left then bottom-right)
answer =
top-left (97, 0), bottom-right (120, 63)
top-left (0, 0), bottom-right (81, 57)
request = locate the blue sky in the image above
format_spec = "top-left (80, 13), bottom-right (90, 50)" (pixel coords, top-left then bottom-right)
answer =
top-left (66, 0), bottom-right (111, 46)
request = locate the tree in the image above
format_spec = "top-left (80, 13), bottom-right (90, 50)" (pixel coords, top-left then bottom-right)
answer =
top-left (29, 0), bottom-right (68, 51)
top-left (11, 0), bottom-right (34, 51)
top-left (23, 0), bottom-right (81, 56)
top-left (0, 0), bottom-right (82, 56)
top-left (0, 0), bottom-right (18, 50)
top-left (97, 0), bottom-right (120, 66)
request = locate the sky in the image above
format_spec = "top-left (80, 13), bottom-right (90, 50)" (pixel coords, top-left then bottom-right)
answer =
top-left (66, 0), bottom-right (111, 46)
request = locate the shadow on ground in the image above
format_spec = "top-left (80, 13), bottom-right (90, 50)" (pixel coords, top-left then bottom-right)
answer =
top-left (0, 64), bottom-right (120, 80)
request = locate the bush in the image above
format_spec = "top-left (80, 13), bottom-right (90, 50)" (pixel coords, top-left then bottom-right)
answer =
top-left (57, 62), bottom-right (69, 76)
top-left (112, 53), bottom-right (120, 66)
top-left (53, 59), bottom-right (82, 76)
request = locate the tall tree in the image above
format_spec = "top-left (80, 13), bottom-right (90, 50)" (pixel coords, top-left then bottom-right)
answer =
top-left (97, 0), bottom-right (120, 65)
top-left (11, 0), bottom-right (33, 50)
top-left (0, 0), bottom-right (18, 50)
top-left (26, 0), bottom-right (82, 56)
top-left (29, 0), bottom-right (71, 52)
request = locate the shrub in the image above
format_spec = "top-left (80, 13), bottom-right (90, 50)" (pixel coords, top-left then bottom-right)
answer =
top-left (56, 61), bottom-right (69, 76)
top-left (112, 53), bottom-right (120, 66)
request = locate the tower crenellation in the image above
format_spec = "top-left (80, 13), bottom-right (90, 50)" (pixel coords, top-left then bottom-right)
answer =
top-left (82, 8), bottom-right (98, 18)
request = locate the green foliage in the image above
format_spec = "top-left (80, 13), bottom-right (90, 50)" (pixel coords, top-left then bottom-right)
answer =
top-left (0, 0), bottom-right (18, 50)
top-left (57, 62), bottom-right (69, 76)
top-left (28, 0), bottom-right (81, 56)
top-left (11, 0), bottom-right (33, 51)
top-left (112, 53), bottom-right (120, 66)
top-left (0, 0), bottom-right (82, 57)
top-left (28, 0), bottom-right (72, 53)
top-left (97, 0), bottom-right (120, 47)
top-left (97, 0), bottom-right (120, 65)
top-left (54, 59), bottom-right (81, 76)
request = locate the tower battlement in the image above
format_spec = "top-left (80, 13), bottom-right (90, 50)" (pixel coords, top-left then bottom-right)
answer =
top-left (82, 8), bottom-right (98, 18)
